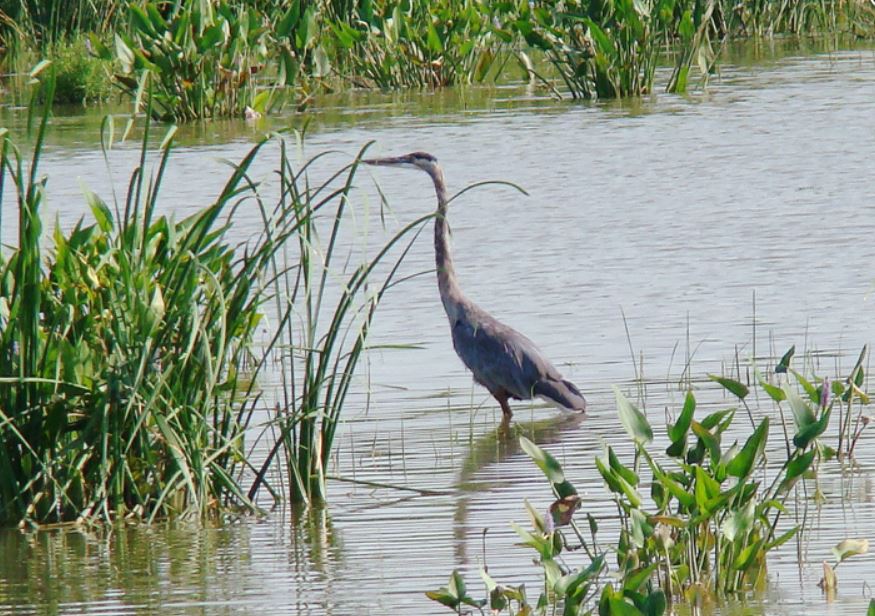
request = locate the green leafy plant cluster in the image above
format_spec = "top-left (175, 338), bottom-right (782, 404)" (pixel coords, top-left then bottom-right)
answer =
top-left (0, 80), bottom-right (422, 525)
top-left (428, 349), bottom-right (871, 614)
top-left (87, 0), bottom-right (275, 121)
top-left (329, 0), bottom-right (504, 89)
top-left (502, 0), bottom-right (719, 98)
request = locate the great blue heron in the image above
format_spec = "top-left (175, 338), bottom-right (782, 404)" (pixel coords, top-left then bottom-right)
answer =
top-left (364, 151), bottom-right (587, 419)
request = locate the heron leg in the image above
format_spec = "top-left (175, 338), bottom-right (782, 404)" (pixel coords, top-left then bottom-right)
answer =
top-left (493, 391), bottom-right (513, 419)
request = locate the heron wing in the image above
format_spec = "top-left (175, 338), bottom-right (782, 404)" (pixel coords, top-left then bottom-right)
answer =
top-left (450, 313), bottom-right (559, 401)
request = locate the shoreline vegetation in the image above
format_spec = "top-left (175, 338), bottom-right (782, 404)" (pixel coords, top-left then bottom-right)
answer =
top-left (0, 1), bottom-right (873, 119)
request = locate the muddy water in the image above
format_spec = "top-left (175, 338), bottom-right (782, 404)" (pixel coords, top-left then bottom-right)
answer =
top-left (2, 43), bottom-right (875, 614)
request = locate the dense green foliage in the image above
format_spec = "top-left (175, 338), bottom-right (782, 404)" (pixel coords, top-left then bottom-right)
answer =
top-left (0, 81), bottom-right (422, 525)
top-left (428, 352), bottom-right (871, 614)
top-left (2, 0), bottom-right (872, 115)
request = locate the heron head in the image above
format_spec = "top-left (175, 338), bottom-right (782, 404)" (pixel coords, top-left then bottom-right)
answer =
top-left (362, 151), bottom-right (439, 174)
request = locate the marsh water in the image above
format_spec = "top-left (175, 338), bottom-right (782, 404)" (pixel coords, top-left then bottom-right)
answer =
top-left (2, 41), bottom-right (875, 614)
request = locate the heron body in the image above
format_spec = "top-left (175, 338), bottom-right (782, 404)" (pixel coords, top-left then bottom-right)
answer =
top-left (364, 151), bottom-right (587, 419)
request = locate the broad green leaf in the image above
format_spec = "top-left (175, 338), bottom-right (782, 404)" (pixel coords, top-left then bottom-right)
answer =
top-left (668, 390), bottom-right (695, 443)
top-left (691, 421), bottom-right (721, 464)
top-left (608, 446), bottom-right (639, 486)
top-left (709, 374), bottom-right (749, 399)
top-left (764, 526), bottom-right (799, 551)
top-left (783, 383), bottom-right (816, 430)
top-left (623, 563), bottom-right (658, 592)
top-left (782, 449), bottom-right (817, 487)
top-left (793, 407), bottom-right (831, 449)
top-left (726, 417), bottom-right (768, 478)
top-left (614, 386), bottom-right (653, 445)
top-left (596, 455), bottom-right (624, 495)
top-left (720, 499), bottom-right (754, 541)
top-left (520, 436), bottom-right (569, 487)
top-left (733, 538), bottom-right (765, 571)
top-left (658, 472), bottom-right (695, 509)
top-left (759, 378), bottom-right (785, 402)
top-left (426, 22), bottom-right (443, 53)
top-left (775, 345), bottom-right (795, 373)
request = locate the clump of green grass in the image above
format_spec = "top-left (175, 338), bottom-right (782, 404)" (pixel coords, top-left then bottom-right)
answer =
top-left (0, 79), bottom-right (319, 526)
top-left (45, 37), bottom-right (113, 104)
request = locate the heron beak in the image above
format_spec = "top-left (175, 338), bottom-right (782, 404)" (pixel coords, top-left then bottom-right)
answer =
top-left (362, 154), bottom-right (414, 167)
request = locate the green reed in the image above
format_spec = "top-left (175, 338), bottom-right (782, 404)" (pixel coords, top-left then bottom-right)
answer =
top-left (247, 143), bottom-right (429, 505)
top-left (0, 79), bottom-right (322, 526)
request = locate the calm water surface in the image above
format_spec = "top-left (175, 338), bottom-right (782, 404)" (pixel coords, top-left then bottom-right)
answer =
top-left (2, 43), bottom-right (875, 614)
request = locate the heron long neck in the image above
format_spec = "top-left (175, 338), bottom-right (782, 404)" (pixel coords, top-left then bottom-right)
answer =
top-left (431, 167), bottom-right (465, 322)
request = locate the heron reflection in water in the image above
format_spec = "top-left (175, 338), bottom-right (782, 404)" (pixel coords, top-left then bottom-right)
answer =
top-left (364, 152), bottom-right (586, 420)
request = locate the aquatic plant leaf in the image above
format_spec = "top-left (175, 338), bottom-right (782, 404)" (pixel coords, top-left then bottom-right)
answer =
top-left (783, 383), bottom-right (816, 430)
top-left (720, 499), bottom-right (754, 541)
top-left (596, 455), bottom-right (623, 495)
top-left (709, 375), bottom-right (749, 399)
top-left (832, 538), bottom-right (869, 563)
top-left (668, 390), bottom-right (696, 443)
top-left (608, 446), bottom-right (639, 487)
top-left (726, 417), bottom-right (768, 478)
top-left (758, 378), bottom-right (785, 403)
top-left (623, 563), bottom-right (658, 592)
top-left (525, 499), bottom-right (547, 534)
top-left (700, 408), bottom-right (734, 431)
top-left (608, 596), bottom-right (645, 615)
top-left (555, 555), bottom-right (604, 596)
top-left (694, 466), bottom-right (721, 513)
top-left (512, 523), bottom-right (553, 560)
top-left (520, 436), bottom-right (571, 489)
top-left (764, 526), bottom-right (799, 551)
top-left (775, 345), bottom-right (795, 373)
top-left (781, 450), bottom-right (817, 490)
top-left (818, 561), bottom-right (837, 593)
top-left (791, 370), bottom-right (819, 403)
top-left (642, 589), bottom-right (667, 616)
top-left (425, 588), bottom-right (459, 609)
top-left (630, 508), bottom-right (652, 547)
top-left (793, 407), bottom-right (831, 449)
top-left (868, 598), bottom-right (875, 616)
top-left (733, 538), bottom-right (765, 572)
top-left (549, 494), bottom-right (582, 528)
top-left (448, 569), bottom-right (465, 600)
top-left (657, 472), bottom-right (695, 509)
top-left (614, 386), bottom-right (653, 445)
top-left (690, 421), bottom-right (721, 465)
